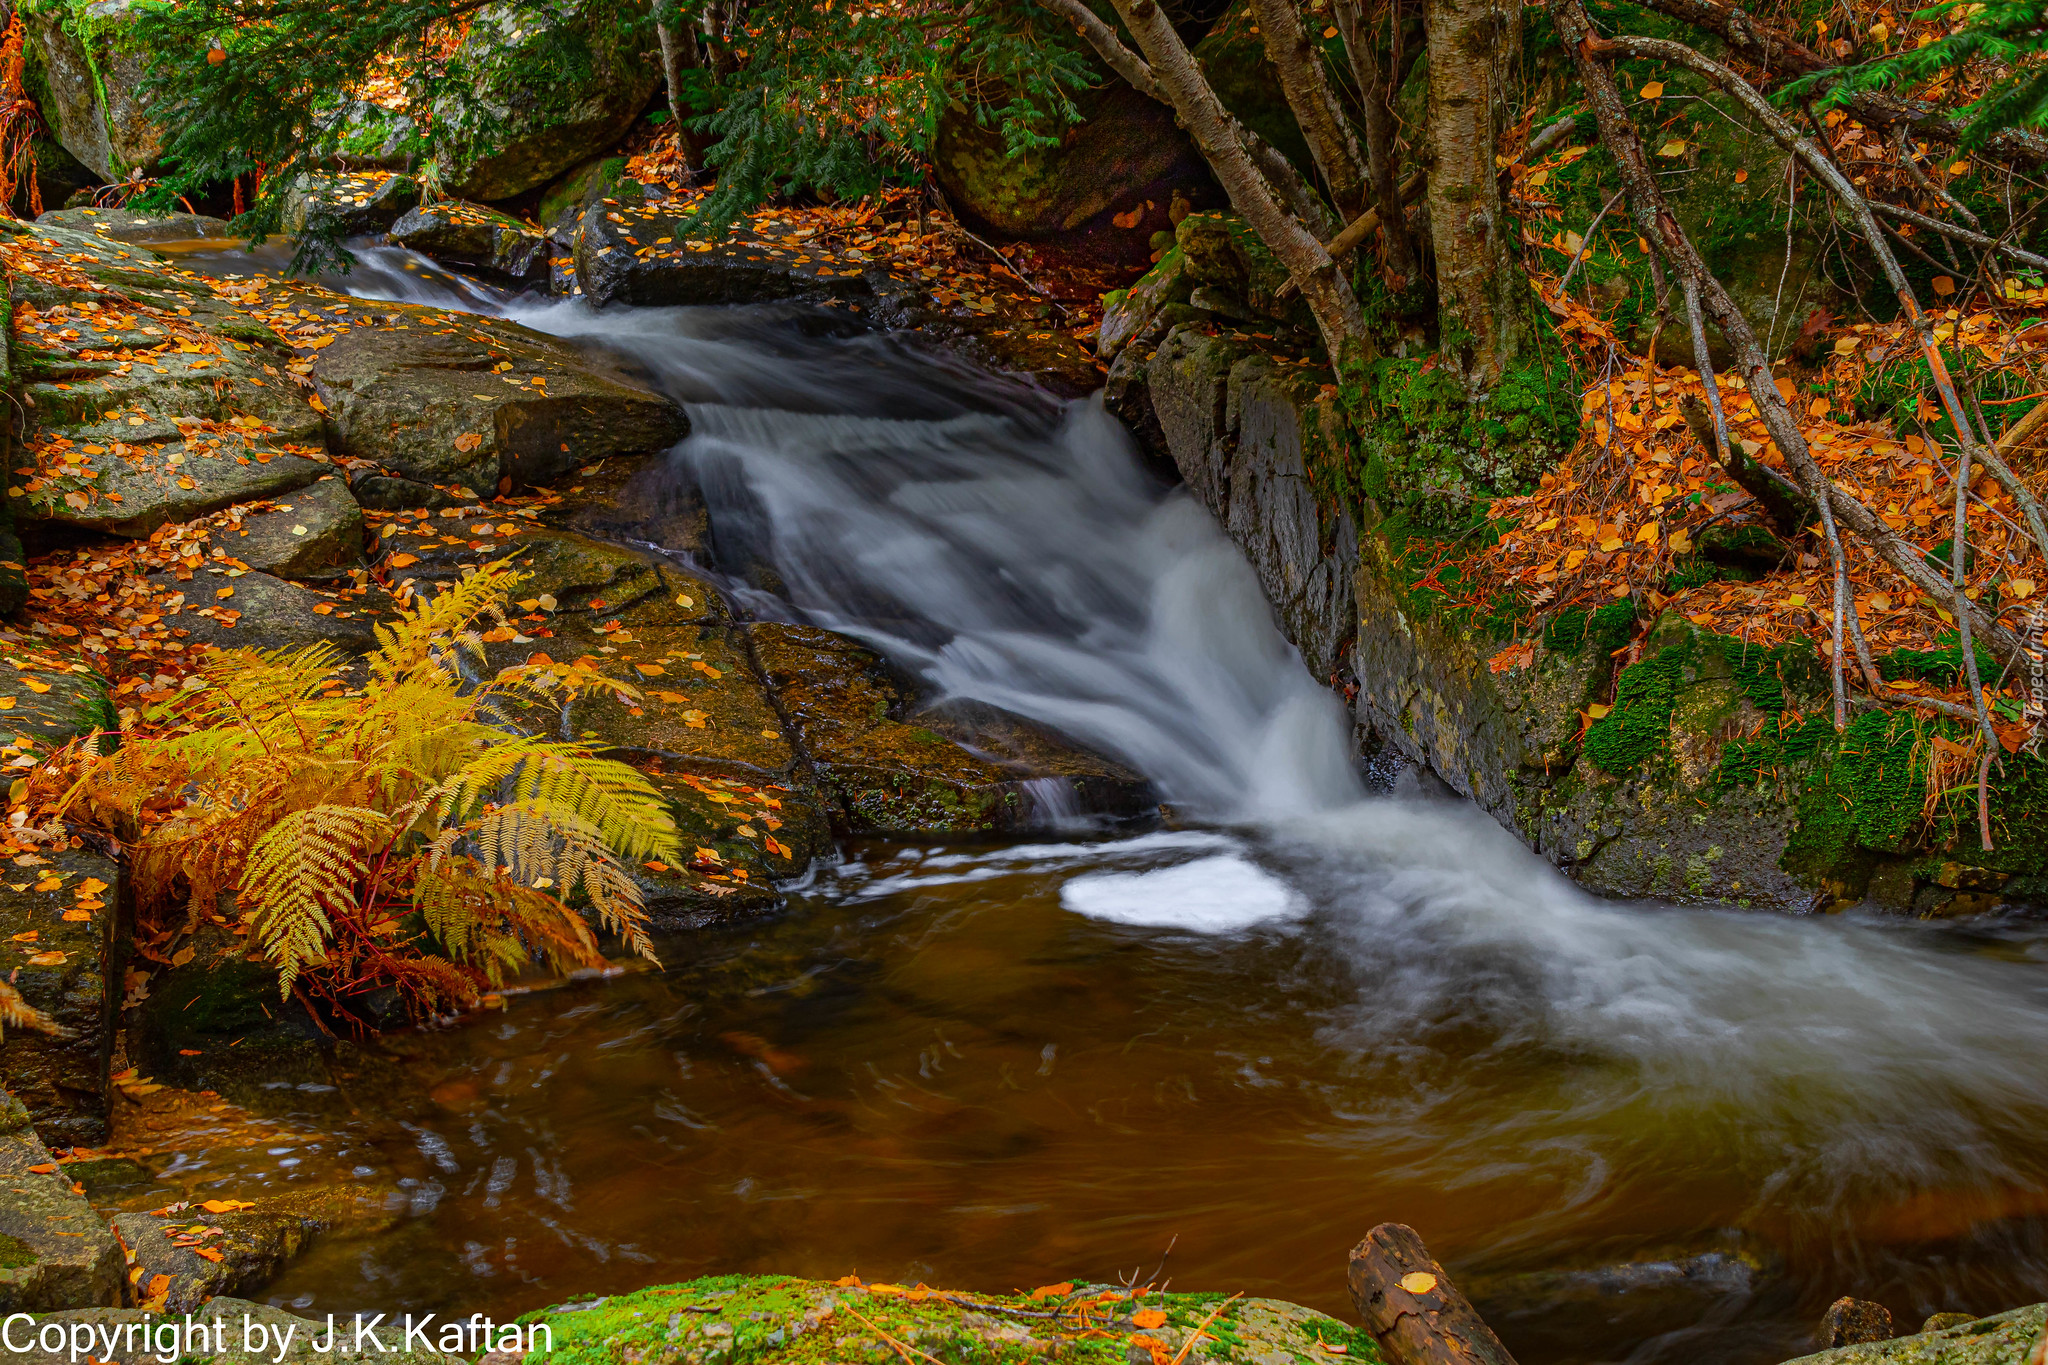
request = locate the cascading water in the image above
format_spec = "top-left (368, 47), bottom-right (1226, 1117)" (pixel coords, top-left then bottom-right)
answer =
top-left (180, 244), bottom-right (2048, 1364)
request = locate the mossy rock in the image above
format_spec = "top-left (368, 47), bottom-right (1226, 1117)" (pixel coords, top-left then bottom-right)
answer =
top-left (20, 0), bottom-right (162, 181)
top-left (388, 200), bottom-right (548, 282)
top-left (0, 1089), bottom-right (122, 1309)
top-left (1780, 1302), bottom-right (2045, 1364)
top-left (1175, 213), bottom-right (1311, 330)
top-left (202, 475), bottom-right (365, 580)
top-left (518, 1275), bottom-right (1384, 1365)
top-left (283, 171), bottom-right (422, 239)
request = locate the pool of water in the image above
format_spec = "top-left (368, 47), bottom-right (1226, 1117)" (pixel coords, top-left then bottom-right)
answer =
top-left (122, 239), bottom-right (2048, 1365)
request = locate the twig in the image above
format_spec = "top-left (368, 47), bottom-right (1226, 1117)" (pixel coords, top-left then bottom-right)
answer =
top-left (1169, 1294), bottom-right (1242, 1365)
top-left (1891, 123), bottom-right (1980, 230)
top-left (1558, 190), bottom-right (1627, 297)
top-left (1148, 1234), bottom-right (1179, 1288)
top-left (842, 1304), bottom-right (947, 1365)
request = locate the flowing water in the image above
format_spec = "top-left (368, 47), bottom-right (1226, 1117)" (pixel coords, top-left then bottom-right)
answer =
top-left (148, 245), bottom-right (2048, 1364)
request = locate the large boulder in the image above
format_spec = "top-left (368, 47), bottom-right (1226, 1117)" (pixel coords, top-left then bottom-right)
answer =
top-left (570, 198), bottom-right (879, 308)
top-left (311, 306), bottom-right (688, 496)
top-left (0, 842), bottom-right (121, 1148)
top-left (282, 171), bottom-right (422, 239)
top-left (0, 1088), bottom-right (122, 1309)
top-left (19, 1298), bottom-right (467, 1364)
top-left (436, 1), bottom-right (661, 202)
top-left (1780, 1302), bottom-right (2046, 1365)
top-left (21, 0), bottom-right (162, 181)
top-left (933, 82), bottom-right (1209, 239)
top-left (201, 475), bottom-right (365, 580)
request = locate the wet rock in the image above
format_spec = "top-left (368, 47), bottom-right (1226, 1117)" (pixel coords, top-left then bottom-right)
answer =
top-left (751, 623), bottom-right (1145, 835)
top-left (203, 476), bottom-right (365, 580)
top-left (933, 82), bottom-right (1207, 239)
top-left (0, 1087), bottom-right (122, 1309)
top-left (0, 844), bottom-right (120, 1148)
top-left (112, 1190), bottom-right (363, 1313)
top-left (1779, 1304), bottom-right (2046, 1364)
top-left (1919, 1313), bottom-right (1977, 1334)
top-left (633, 769), bottom-right (830, 928)
top-left (436, 1), bottom-right (660, 201)
top-left (1145, 325), bottom-right (1356, 678)
top-left (34, 208), bottom-right (235, 244)
top-left (1174, 212), bottom-right (1315, 331)
top-left (393, 525), bottom-right (719, 631)
top-left (21, 0), bottom-right (162, 182)
top-left (571, 201), bottom-right (878, 309)
top-left (1099, 248), bottom-right (1191, 362)
top-left (537, 156), bottom-right (652, 239)
top-left (311, 310), bottom-right (688, 493)
top-left (1823, 1298), bottom-right (1897, 1348)
top-left (283, 171), bottom-right (422, 239)
top-left (388, 201), bottom-right (549, 282)
top-left (19, 1297), bottom-right (468, 1365)
top-left (145, 571), bottom-right (397, 656)
top-left (1467, 1245), bottom-right (1771, 1360)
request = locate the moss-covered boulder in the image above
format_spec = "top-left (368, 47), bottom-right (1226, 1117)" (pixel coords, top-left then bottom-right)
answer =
top-left (1175, 213), bottom-right (1313, 332)
top-left (1098, 247), bottom-right (1191, 362)
top-left (1780, 1303), bottom-right (2046, 1364)
top-left (0, 1086), bottom-right (122, 1309)
top-left (435, 0), bottom-right (660, 202)
top-left (538, 156), bottom-right (652, 238)
top-left (18, 1298), bottom-right (466, 1365)
top-left (388, 201), bottom-right (549, 282)
top-left (21, 0), bottom-right (162, 182)
top-left (933, 82), bottom-right (1208, 239)
top-left (145, 570), bottom-right (398, 655)
top-left (310, 305), bottom-right (688, 494)
top-left (521, 1276), bottom-right (1384, 1365)
top-left (35, 207), bottom-right (235, 244)
top-left (570, 199), bottom-right (878, 309)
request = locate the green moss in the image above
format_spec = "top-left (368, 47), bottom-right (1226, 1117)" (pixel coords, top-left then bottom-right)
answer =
top-left (1720, 636), bottom-right (1824, 712)
top-left (1715, 711), bottom-right (1836, 788)
top-left (0, 1233), bottom-right (37, 1270)
top-left (1583, 633), bottom-right (1694, 774)
top-left (520, 1276), bottom-right (1382, 1365)
top-left (1878, 632), bottom-right (1998, 687)
top-left (1541, 599), bottom-right (1638, 657)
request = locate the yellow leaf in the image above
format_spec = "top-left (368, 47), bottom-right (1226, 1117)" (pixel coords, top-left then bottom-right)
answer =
top-left (1668, 530), bottom-right (1692, 553)
top-left (21, 679), bottom-right (49, 694)
top-left (1932, 275), bottom-right (1956, 296)
top-left (1788, 593), bottom-right (1807, 606)
top-left (1658, 138), bottom-right (1686, 157)
top-left (2005, 578), bottom-right (2036, 600)
top-left (1536, 517), bottom-right (1559, 531)
top-left (1399, 1273), bottom-right (1439, 1295)
top-left (635, 664), bottom-right (665, 676)
top-left (1635, 523), bottom-right (1660, 543)
top-left (0, 698), bottom-right (14, 711)
top-left (1599, 536), bottom-right (1624, 552)
top-left (387, 553), bottom-right (419, 568)
top-left (27, 951), bottom-right (67, 966)
top-left (1639, 80), bottom-right (1664, 98)
top-left (216, 587), bottom-right (234, 599)
top-left (199, 1199), bottom-right (254, 1214)
top-left (1585, 703), bottom-right (1613, 721)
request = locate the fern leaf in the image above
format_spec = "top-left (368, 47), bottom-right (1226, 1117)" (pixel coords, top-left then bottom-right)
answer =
top-left (241, 806), bottom-right (394, 997)
top-left (0, 981), bottom-right (73, 1040)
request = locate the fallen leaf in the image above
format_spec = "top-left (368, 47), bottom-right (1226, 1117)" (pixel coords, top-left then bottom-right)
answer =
top-left (199, 1199), bottom-right (253, 1214)
top-left (1399, 1273), bottom-right (1439, 1295)
top-left (454, 432), bottom-right (485, 453)
top-left (1132, 1311), bottom-right (1167, 1330)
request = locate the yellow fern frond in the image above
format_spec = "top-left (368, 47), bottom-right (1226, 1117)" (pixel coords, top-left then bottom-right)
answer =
top-left (369, 561), bottom-right (529, 689)
top-left (241, 805), bottom-right (395, 997)
top-left (0, 981), bottom-right (72, 1040)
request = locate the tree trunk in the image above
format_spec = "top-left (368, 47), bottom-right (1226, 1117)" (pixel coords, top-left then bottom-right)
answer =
top-left (1331, 0), bottom-right (1419, 286)
top-left (1248, 0), bottom-right (1370, 221)
top-left (1348, 1224), bottom-right (1519, 1365)
top-left (654, 13), bottom-right (697, 174)
top-left (1423, 0), bottom-right (1525, 387)
top-left (1103, 0), bottom-right (1372, 365)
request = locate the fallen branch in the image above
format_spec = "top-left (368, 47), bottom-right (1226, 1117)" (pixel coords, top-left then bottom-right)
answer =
top-left (1349, 1224), bottom-right (1518, 1365)
top-left (1869, 199), bottom-right (2048, 270)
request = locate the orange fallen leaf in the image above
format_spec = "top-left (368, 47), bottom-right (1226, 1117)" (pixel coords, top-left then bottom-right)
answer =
top-left (26, 1163), bottom-right (55, 1174)
top-left (1132, 1310), bottom-right (1167, 1330)
top-left (1398, 1273), bottom-right (1438, 1295)
top-left (199, 1199), bottom-right (253, 1213)
top-left (387, 553), bottom-right (419, 568)
top-left (192, 1247), bottom-right (225, 1263)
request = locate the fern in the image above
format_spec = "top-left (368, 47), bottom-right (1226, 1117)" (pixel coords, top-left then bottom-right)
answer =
top-left (45, 561), bottom-right (682, 1028)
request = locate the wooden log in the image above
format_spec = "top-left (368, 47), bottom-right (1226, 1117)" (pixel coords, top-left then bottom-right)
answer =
top-left (1347, 1224), bottom-right (1518, 1365)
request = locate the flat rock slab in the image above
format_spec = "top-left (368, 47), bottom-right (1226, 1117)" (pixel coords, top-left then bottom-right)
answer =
top-left (522, 1276), bottom-right (1382, 1365)
top-left (1781, 1303), bottom-right (2046, 1364)
top-left (18, 1297), bottom-right (467, 1365)
top-left (388, 525), bottom-right (721, 631)
top-left (111, 1200), bottom-right (333, 1314)
top-left (35, 208), bottom-right (236, 244)
top-left (204, 475), bottom-right (365, 580)
top-left (147, 571), bottom-right (399, 656)
top-left (0, 1089), bottom-right (121, 1310)
top-left (0, 845), bottom-right (118, 1148)
top-left (311, 310), bottom-right (688, 493)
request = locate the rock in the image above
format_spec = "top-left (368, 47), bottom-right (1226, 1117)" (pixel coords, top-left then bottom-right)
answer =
top-left (1174, 212), bottom-right (1314, 331)
top-left (536, 156), bottom-right (650, 238)
top-left (146, 571), bottom-right (397, 655)
top-left (1778, 1305), bottom-right (2045, 1365)
top-left (34, 208), bottom-right (235, 244)
top-left (387, 201), bottom-right (548, 282)
top-left (570, 199), bottom-right (878, 308)
top-left (933, 81), bottom-right (1208, 239)
top-left (1145, 325), bottom-right (1356, 678)
top-left (311, 308), bottom-right (689, 493)
top-left (0, 1088), bottom-right (122, 1309)
top-left (1823, 1299), bottom-right (1898, 1348)
top-left (391, 525), bottom-right (718, 631)
top-left (203, 476), bottom-right (365, 579)
top-left (530, 1277), bottom-right (1376, 1365)
top-left (5, 221), bottom-right (333, 539)
top-left (0, 844), bottom-right (120, 1148)
top-left (1465, 1245), bottom-right (1771, 1361)
top-left (318, 100), bottom-right (420, 171)
top-left (436, 1), bottom-right (660, 201)
top-left (1098, 247), bottom-right (1191, 361)
top-left (111, 1198), bottom-right (337, 1313)
top-left (750, 622), bottom-right (1149, 835)
top-left (17, 1297), bottom-right (470, 1364)
top-left (1920, 1314), bottom-right (1978, 1335)
top-left (283, 171), bottom-right (422, 239)
top-left (21, 0), bottom-right (162, 181)
top-left (1192, 2), bottom-right (1317, 181)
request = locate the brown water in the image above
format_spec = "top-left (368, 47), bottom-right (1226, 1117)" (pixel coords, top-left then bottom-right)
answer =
top-left (96, 826), bottom-right (2048, 1365)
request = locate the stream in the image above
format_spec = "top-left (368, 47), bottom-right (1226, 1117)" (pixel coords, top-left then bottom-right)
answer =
top-left (151, 245), bottom-right (2048, 1365)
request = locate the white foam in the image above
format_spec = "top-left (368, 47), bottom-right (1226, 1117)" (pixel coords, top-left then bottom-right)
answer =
top-left (1059, 855), bottom-right (1305, 932)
